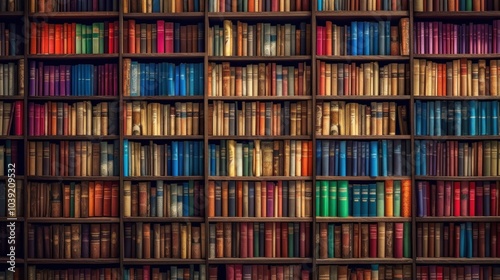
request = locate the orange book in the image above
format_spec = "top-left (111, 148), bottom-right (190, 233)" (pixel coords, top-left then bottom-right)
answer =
top-left (325, 21), bottom-right (332, 56)
top-left (88, 182), bottom-right (95, 217)
top-left (261, 181), bottom-right (267, 217)
top-left (222, 181), bottom-right (228, 217)
top-left (103, 182), bottom-right (112, 217)
top-left (71, 23), bottom-right (76, 54)
top-left (385, 180), bottom-right (394, 217)
top-left (277, 181), bottom-right (283, 217)
top-left (318, 62), bottom-right (325, 95)
top-left (55, 24), bottom-right (62, 54)
top-left (94, 181), bottom-right (103, 217)
top-left (236, 181), bottom-right (243, 217)
top-left (128, 20), bottom-right (136, 53)
top-left (48, 24), bottom-right (55, 54)
top-left (401, 180), bottom-right (411, 217)
top-left (308, 141), bottom-right (313, 175)
top-left (42, 22), bottom-right (49, 54)
top-left (249, 0), bottom-right (255, 11)
top-left (208, 181), bottom-right (215, 217)
top-left (301, 141), bottom-right (308, 176)
top-left (259, 102), bottom-right (265, 135)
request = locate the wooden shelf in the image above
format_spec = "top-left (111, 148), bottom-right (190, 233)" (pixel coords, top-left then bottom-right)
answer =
top-left (123, 96), bottom-right (204, 101)
top-left (316, 11), bottom-right (409, 20)
top-left (316, 55), bottom-right (409, 61)
top-left (28, 96), bottom-right (118, 101)
top-left (28, 135), bottom-right (119, 140)
top-left (415, 135), bottom-right (500, 140)
top-left (415, 176), bottom-right (500, 181)
top-left (316, 176), bottom-right (411, 181)
top-left (416, 216), bottom-right (500, 222)
top-left (208, 96), bottom-right (312, 101)
top-left (27, 176), bottom-right (119, 181)
top-left (0, 257), bottom-right (23, 264)
top-left (124, 176), bottom-right (204, 181)
top-left (123, 53), bottom-right (205, 59)
top-left (414, 11), bottom-right (500, 19)
top-left (209, 135), bottom-right (312, 140)
top-left (208, 11), bottom-right (311, 20)
top-left (316, 95), bottom-right (410, 101)
top-left (208, 56), bottom-right (312, 62)
top-left (413, 54), bottom-right (500, 60)
top-left (27, 217), bottom-right (120, 223)
top-left (123, 12), bottom-right (204, 20)
top-left (0, 55), bottom-right (23, 62)
top-left (209, 217), bottom-right (313, 222)
top-left (316, 217), bottom-right (412, 223)
top-left (27, 259), bottom-right (120, 265)
top-left (316, 135), bottom-right (411, 140)
top-left (125, 135), bottom-right (204, 140)
top-left (209, 176), bottom-right (312, 181)
top-left (0, 176), bottom-right (24, 180)
top-left (0, 136), bottom-right (24, 140)
top-left (316, 258), bottom-right (413, 265)
top-left (28, 54), bottom-right (119, 60)
top-left (416, 257), bottom-right (500, 264)
top-left (0, 12), bottom-right (24, 18)
top-left (29, 12), bottom-right (119, 20)
top-left (414, 95), bottom-right (500, 100)
top-left (0, 217), bottom-right (24, 222)
top-left (123, 217), bottom-right (205, 223)
top-left (209, 258), bottom-right (312, 264)
top-left (123, 258), bottom-right (205, 265)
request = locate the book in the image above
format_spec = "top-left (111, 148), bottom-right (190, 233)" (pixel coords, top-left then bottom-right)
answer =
top-left (0, 23), bottom-right (22, 56)
top-left (318, 0), bottom-right (408, 11)
top-left (0, 60), bottom-right (24, 96)
top-left (124, 265), bottom-right (206, 280)
top-left (28, 266), bottom-right (119, 280)
top-left (125, 0), bottom-right (204, 13)
top-left (213, 264), bottom-right (310, 279)
top-left (209, 0), bottom-right (310, 12)
top-left (318, 264), bottom-right (412, 279)
top-left (0, 101), bottom-right (23, 136)
top-left (0, 0), bottom-right (22, 11)
top-left (415, 0), bottom-right (499, 11)
top-left (31, 0), bottom-right (118, 12)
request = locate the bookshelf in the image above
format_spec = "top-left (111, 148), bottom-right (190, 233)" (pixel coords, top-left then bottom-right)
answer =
top-left (1, 0), bottom-right (500, 279)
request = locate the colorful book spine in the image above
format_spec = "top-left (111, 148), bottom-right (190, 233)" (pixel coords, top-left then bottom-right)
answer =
top-left (31, 0), bottom-right (118, 12)
top-left (0, 60), bottom-right (24, 96)
top-left (125, 0), bottom-right (204, 13)
top-left (318, 0), bottom-right (409, 11)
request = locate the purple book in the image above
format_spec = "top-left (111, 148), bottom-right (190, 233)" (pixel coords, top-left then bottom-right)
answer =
top-left (65, 65), bottom-right (71, 96)
top-left (59, 65), bottom-right (65, 96)
top-left (29, 61), bottom-right (36, 96)
top-left (54, 66), bottom-right (60, 96)
top-left (81, 224), bottom-right (90, 258)
top-left (49, 65), bottom-right (55, 96)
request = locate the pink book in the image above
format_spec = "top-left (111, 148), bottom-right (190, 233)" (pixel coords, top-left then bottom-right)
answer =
top-left (142, 266), bottom-right (150, 280)
top-left (491, 183), bottom-right (497, 216)
top-left (437, 181), bottom-right (444, 217)
top-left (420, 22), bottom-right (425, 54)
top-left (429, 22), bottom-right (433, 54)
top-left (29, 103), bottom-right (35, 136)
top-left (460, 181), bottom-right (469, 216)
top-left (316, 26), bottom-right (322, 55)
top-left (109, 23), bottom-right (114, 54)
top-left (165, 22), bottom-right (174, 53)
top-left (247, 223), bottom-right (253, 258)
top-left (157, 20), bottom-right (165, 53)
top-left (469, 182), bottom-right (476, 216)
top-left (433, 22), bottom-right (439, 54)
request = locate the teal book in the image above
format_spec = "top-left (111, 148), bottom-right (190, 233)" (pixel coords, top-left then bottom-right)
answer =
top-left (376, 182), bottom-right (385, 217)
top-left (338, 180), bottom-right (349, 217)
top-left (328, 181), bottom-right (337, 217)
top-left (393, 180), bottom-right (401, 217)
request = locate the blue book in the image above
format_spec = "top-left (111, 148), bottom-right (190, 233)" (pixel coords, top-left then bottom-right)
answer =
top-left (369, 23), bottom-right (374, 55)
top-left (435, 100), bottom-right (441, 135)
top-left (363, 22), bottom-right (370, 55)
top-left (480, 101), bottom-right (487, 135)
top-left (352, 184), bottom-right (361, 217)
top-left (486, 101), bottom-right (492, 135)
top-left (328, 224), bottom-right (334, 257)
top-left (166, 144), bottom-right (172, 176)
top-left (139, 64), bottom-right (146, 96)
top-left (178, 141), bottom-right (184, 176)
top-left (172, 141), bottom-right (179, 176)
top-left (469, 100), bottom-right (477, 135)
top-left (492, 101), bottom-right (499, 135)
top-left (209, 144), bottom-right (216, 176)
top-left (184, 141), bottom-right (191, 176)
top-left (193, 141), bottom-right (199, 175)
top-left (175, 64), bottom-right (180, 96)
top-left (339, 141), bottom-right (347, 176)
top-left (360, 142), bottom-right (366, 176)
top-left (415, 100), bottom-right (422, 135)
top-left (317, 140), bottom-right (323, 175)
top-left (381, 140), bottom-right (388, 176)
top-left (385, 21), bottom-right (390, 55)
top-left (357, 22), bottom-right (364, 56)
top-left (183, 182), bottom-right (189, 216)
top-left (334, 141), bottom-right (340, 176)
top-left (429, 102), bottom-right (435, 136)
top-left (144, 63), bottom-right (149, 96)
top-left (167, 63), bottom-right (174, 96)
top-left (455, 101), bottom-right (462, 136)
top-left (422, 100), bottom-right (427, 136)
top-left (368, 183), bottom-right (377, 216)
top-left (318, 0), bottom-right (323, 11)
top-left (369, 141), bottom-right (378, 177)
top-left (123, 140), bottom-right (129, 176)
top-left (466, 222), bottom-right (473, 257)
top-left (394, 140), bottom-right (402, 176)
top-left (152, 0), bottom-right (160, 12)
top-left (150, 187), bottom-right (157, 216)
top-left (379, 21), bottom-right (385, 55)
top-left (421, 140), bottom-right (427, 175)
top-left (198, 63), bottom-right (204, 96)
top-left (360, 184), bottom-right (369, 217)
top-left (373, 22), bottom-right (379, 54)
top-left (188, 64), bottom-right (195, 96)
top-left (329, 140), bottom-right (336, 176)
top-left (352, 142), bottom-right (358, 176)
top-left (351, 22), bottom-right (358, 56)
top-left (180, 64), bottom-right (187, 96)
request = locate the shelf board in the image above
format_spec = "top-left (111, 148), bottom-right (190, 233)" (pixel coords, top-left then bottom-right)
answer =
top-left (416, 216), bottom-right (500, 222)
top-left (316, 217), bottom-right (412, 223)
top-left (416, 257), bottom-right (500, 264)
top-left (0, 217), bottom-right (24, 222)
top-left (316, 95), bottom-right (410, 101)
top-left (0, 12), bottom-right (23, 18)
top-left (0, 135), bottom-right (24, 140)
top-left (413, 54), bottom-right (500, 60)
top-left (28, 96), bottom-right (118, 101)
top-left (209, 258), bottom-right (312, 264)
top-left (0, 55), bottom-right (23, 62)
top-left (208, 56), bottom-right (311, 62)
top-left (415, 135), bottom-right (500, 140)
top-left (125, 135), bottom-right (204, 140)
top-left (415, 176), bottom-right (500, 181)
top-left (316, 135), bottom-right (411, 140)
top-left (208, 11), bottom-right (311, 20)
top-left (316, 176), bottom-right (411, 181)
top-left (209, 176), bottom-right (312, 181)
top-left (0, 257), bottom-right (23, 264)
top-left (28, 54), bottom-right (119, 60)
top-left (123, 12), bottom-right (204, 20)
top-left (316, 11), bottom-right (409, 20)
top-left (28, 135), bottom-right (119, 141)
top-left (209, 217), bottom-right (313, 222)
top-left (124, 176), bottom-right (204, 181)
top-left (27, 217), bottom-right (120, 223)
top-left (27, 176), bottom-right (119, 181)
top-left (123, 53), bottom-right (205, 59)
top-left (316, 258), bottom-right (413, 265)
top-left (414, 95), bottom-right (500, 100)
top-left (209, 135), bottom-right (312, 140)
top-left (29, 12), bottom-right (119, 20)
top-left (316, 55), bottom-right (409, 61)
top-left (123, 217), bottom-right (205, 223)
top-left (123, 96), bottom-right (204, 101)
top-left (208, 96), bottom-right (312, 101)
top-left (123, 258), bottom-right (205, 265)
top-left (27, 258), bottom-right (120, 265)
top-left (0, 175), bottom-right (24, 180)
top-left (414, 11), bottom-right (500, 19)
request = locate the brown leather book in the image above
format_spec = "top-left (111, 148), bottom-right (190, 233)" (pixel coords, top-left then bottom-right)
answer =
top-left (51, 183), bottom-right (62, 217)
top-left (111, 224), bottom-right (119, 258)
top-left (80, 182), bottom-right (89, 218)
top-left (91, 143), bottom-right (100, 176)
top-left (101, 223), bottom-right (110, 258)
top-left (172, 222), bottom-right (180, 258)
top-left (143, 223), bottom-right (151, 259)
top-left (90, 224), bottom-right (101, 258)
top-left (319, 223), bottom-right (327, 259)
top-left (94, 181), bottom-right (103, 217)
top-left (71, 224), bottom-right (81, 258)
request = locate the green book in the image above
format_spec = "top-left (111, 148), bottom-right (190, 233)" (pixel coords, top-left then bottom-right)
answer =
top-left (99, 22), bottom-right (104, 54)
top-left (75, 24), bottom-right (82, 54)
top-left (86, 25), bottom-right (92, 54)
top-left (288, 223), bottom-right (294, 257)
top-left (337, 180), bottom-right (349, 217)
top-left (320, 181), bottom-right (329, 217)
top-left (328, 181), bottom-right (337, 217)
top-left (92, 23), bottom-right (100, 54)
top-left (315, 181), bottom-right (320, 216)
top-left (403, 222), bottom-right (411, 257)
top-left (81, 25), bottom-right (87, 54)
top-left (393, 180), bottom-right (401, 217)
top-left (253, 224), bottom-right (259, 257)
top-left (376, 181), bottom-right (385, 217)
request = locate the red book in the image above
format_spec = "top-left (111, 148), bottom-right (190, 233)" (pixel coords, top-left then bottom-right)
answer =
top-left (226, 265), bottom-right (234, 280)
top-left (128, 20), bottom-right (136, 53)
top-left (469, 182), bottom-right (476, 216)
top-left (437, 181), bottom-right (445, 216)
top-left (299, 222), bottom-right (306, 258)
top-left (103, 182), bottom-right (112, 217)
top-left (157, 20), bottom-right (165, 53)
top-left (94, 181), bottom-right (103, 217)
top-left (394, 222), bottom-right (404, 258)
top-left (247, 223), bottom-right (253, 258)
top-left (165, 22), bottom-right (174, 53)
top-left (369, 224), bottom-right (377, 258)
top-left (267, 182), bottom-right (274, 217)
top-left (453, 182), bottom-right (461, 216)
top-left (460, 181), bottom-right (469, 216)
top-left (111, 182), bottom-right (119, 217)
top-left (455, 225), bottom-right (460, 258)
top-left (235, 265), bottom-right (242, 280)
top-left (476, 182), bottom-right (484, 216)
top-left (14, 101), bottom-right (23, 135)
top-left (275, 223), bottom-right (281, 257)
top-left (281, 223), bottom-right (288, 257)
top-left (142, 266), bottom-right (150, 280)
top-left (240, 222), bottom-right (247, 258)
top-left (264, 223), bottom-right (272, 257)
top-left (491, 183), bottom-right (497, 216)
